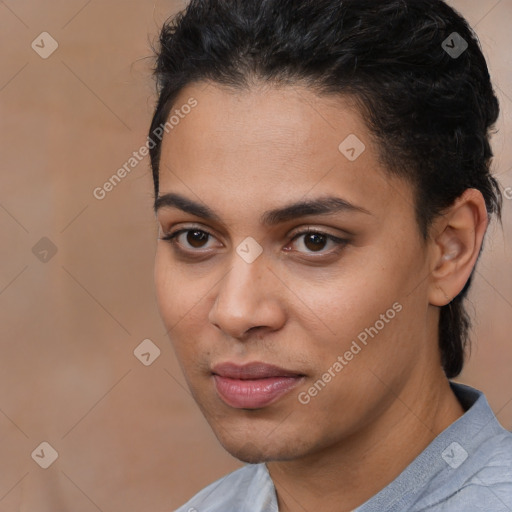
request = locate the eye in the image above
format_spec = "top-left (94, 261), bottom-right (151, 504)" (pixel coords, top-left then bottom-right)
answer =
top-left (159, 226), bottom-right (348, 259)
top-left (160, 228), bottom-right (219, 251)
top-left (287, 229), bottom-right (348, 255)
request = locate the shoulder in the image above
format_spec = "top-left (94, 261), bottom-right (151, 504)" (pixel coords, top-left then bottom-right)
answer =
top-left (417, 427), bottom-right (512, 511)
top-left (174, 463), bottom-right (276, 512)
top-left (400, 384), bottom-right (512, 512)
top-left (464, 429), bottom-right (512, 500)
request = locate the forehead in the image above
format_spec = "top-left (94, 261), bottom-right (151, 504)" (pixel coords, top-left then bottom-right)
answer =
top-left (157, 82), bottom-right (415, 226)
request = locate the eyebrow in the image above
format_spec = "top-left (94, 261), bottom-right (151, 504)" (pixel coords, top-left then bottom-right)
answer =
top-left (154, 192), bottom-right (371, 225)
top-left (154, 193), bottom-right (221, 221)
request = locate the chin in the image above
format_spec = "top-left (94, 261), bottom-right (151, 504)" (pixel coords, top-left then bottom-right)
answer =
top-left (194, 392), bottom-right (315, 462)
top-left (214, 429), bottom-right (310, 464)
top-left (227, 442), bottom-right (271, 463)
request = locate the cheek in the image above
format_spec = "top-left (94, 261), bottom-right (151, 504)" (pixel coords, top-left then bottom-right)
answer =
top-left (289, 250), bottom-right (421, 367)
top-left (154, 250), bottom-right (214, 361)
top-left (154, 251), bottom-right (203, 330)
top-left (290, 269), bottom-right (396, 339)
top-left (154, 251), bottom-right (178, 321)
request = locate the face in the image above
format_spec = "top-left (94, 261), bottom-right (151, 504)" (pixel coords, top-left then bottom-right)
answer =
top-left (154, 82), bottom-right (436, 463)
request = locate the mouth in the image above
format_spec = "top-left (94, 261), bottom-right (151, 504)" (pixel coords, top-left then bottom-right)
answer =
top-left (211, 361), bottom-right (305, 409)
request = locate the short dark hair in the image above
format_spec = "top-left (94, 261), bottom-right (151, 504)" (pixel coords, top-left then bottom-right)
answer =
top-left (148, 0), bottom-right (502, 378)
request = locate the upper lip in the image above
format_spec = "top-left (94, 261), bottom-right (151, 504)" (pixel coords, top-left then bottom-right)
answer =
top-left (212, 362), bottom-right (303, 380)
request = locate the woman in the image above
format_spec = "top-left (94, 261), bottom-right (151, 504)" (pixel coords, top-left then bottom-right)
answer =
top-left (149, 0), bottom-right (512, 510)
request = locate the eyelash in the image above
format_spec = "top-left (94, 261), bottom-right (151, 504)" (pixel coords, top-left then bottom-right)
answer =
top-left (159, 227), bottom-right (348, 259)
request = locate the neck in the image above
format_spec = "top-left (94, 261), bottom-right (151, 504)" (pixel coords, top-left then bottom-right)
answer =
top-left (266, 373), bottom-right (464, 512)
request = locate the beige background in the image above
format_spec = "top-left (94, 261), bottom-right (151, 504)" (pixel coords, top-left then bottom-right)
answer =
top-left (0, 1), bottom-right (511, 510)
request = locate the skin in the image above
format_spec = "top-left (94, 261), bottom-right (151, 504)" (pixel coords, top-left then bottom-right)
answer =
top-left (153, 82), bottom-right (488, 512)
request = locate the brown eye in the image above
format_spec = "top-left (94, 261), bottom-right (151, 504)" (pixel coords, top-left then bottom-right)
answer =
top-left (186, 230), bottom-right (210, 248)
top-left (288, 229), bottom-right (348, 256)
top-left (303, 233), bottom-right (327, 252)
top-left (160, 228), bottom-right (217, 252)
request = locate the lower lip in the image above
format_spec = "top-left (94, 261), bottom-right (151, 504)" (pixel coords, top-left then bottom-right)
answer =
top-left (213, 375), bottom-right (303, 409)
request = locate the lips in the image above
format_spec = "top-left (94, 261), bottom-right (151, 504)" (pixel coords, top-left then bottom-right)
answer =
top-left (212, 362), bottom-right (304, 409)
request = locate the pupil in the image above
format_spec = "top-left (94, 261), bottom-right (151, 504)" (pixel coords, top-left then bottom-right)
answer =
top-left (305, 233), bottom-right (326, 251)
top-left (187, 230), bottom-right (208, 248)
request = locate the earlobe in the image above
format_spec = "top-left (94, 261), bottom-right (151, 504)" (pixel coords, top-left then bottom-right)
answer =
top-left (435, 284), bottom-right (452, 304)
top-left (428, 189), bottom-right (488, 307)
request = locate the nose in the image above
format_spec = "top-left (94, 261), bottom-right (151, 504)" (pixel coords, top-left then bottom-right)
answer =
top-left (208, 252), bottom-right (286, 340)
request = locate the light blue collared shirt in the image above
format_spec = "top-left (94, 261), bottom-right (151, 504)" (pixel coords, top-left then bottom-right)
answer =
top-left (175, 383), bottom-right (512, 512)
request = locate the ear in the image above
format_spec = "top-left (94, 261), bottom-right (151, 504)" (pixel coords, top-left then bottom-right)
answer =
top-left (428, 189), bottom-right (488, 306)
